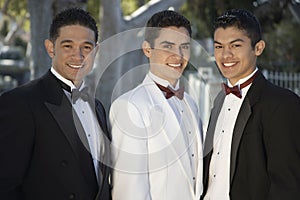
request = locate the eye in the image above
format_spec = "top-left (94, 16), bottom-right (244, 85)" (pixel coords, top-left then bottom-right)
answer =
top-left (181, 44), bottom-right (190, 50)
top-left (214, 45), bottom-right (222, 49)
top-left (84, 45), bottom-right (93, 50)
top-left (232, 43), bottom-right (241, 48)
top-left (162, 44), bottom-right (173, 49)
top-left (63, 44), bottom-right (72, 49)
top-left (82, 45), bottom-right (94, 53)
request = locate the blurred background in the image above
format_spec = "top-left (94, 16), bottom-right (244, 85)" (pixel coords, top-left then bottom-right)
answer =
top-left (0, 0), bottom-right (299, 127)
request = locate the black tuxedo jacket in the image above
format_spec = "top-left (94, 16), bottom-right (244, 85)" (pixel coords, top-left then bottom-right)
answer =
top-left (202, 71), bottom-right (300, 200)
top-left (0, 71), bottom-right (111, 200)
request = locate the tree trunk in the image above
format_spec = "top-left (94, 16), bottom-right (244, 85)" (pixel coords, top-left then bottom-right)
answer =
top-left (28, 0), bottom-right (54, 78)
top-left (28, 0), bottom-right (86, 79)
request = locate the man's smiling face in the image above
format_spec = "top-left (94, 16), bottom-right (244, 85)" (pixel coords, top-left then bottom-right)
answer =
top-left (45, 24), bottom-right (96, 87)
top-left (214, 26), bottom-right (264, 85)
top-left (143, 26), bottom-right (191, 87)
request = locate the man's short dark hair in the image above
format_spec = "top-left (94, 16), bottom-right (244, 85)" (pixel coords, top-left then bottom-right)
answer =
top-left (213, 9), bottom-right (262, 48)
top-left (144, 10), bottom-right (192, 47)
top-left (49, 7), bottom-right (98, 43)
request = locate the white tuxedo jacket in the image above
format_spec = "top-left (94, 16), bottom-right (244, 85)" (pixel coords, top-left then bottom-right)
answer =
top-left (110, 75), bottom-right (203, 200)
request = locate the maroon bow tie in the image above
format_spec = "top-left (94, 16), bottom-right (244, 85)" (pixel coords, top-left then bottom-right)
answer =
top-left (156, 83), bottom-right (184, 100)
top-left (222, 71), bottom-right (258, 98)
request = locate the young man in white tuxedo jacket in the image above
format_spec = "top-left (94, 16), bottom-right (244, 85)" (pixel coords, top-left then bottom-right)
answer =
top-left (110, 10), bottom-right (203, 200)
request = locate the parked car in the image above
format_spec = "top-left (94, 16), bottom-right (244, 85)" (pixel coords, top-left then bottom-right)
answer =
top-left (0, 45), bottom-right (30, 86)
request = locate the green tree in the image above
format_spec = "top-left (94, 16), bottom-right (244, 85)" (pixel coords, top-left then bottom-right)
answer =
top-left (0, 0), bottom-right (28, 46)
top-left (182, 0), bottom-right (300, 71)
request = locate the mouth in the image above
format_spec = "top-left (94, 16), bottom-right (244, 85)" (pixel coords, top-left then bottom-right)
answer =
top-left (67, 63), bottom-right (83, 69)
top-left (167, 63), bottom-right (183, 69)
top-left (223, 62), bottom-right (237, 68)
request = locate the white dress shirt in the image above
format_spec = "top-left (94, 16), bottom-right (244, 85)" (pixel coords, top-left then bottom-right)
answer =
top-left (204, 69), bottom-right (257, 200)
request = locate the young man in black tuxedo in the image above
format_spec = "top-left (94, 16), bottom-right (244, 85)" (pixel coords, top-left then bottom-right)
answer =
top-left (202, 8), bottom-right (300, 200)
top-left (0, 8), bottom-right (111, 200)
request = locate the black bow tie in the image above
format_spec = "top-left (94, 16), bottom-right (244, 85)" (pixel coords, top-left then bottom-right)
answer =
top-left (156, 83), bottom-right (184, 100)
top-left (71, 87), bottom-right (90, 103)
top-left (57, 79), bottom-right (90, 103)
top-left (222, 71), bottom-right (258, 98)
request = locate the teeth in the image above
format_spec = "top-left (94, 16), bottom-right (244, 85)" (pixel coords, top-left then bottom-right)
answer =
top-left (168, 63), bottom-right (181, 68)
top-left (68, 64), bottom-right (82, 69)
top-left (223, 62), bottom-right (236, 67)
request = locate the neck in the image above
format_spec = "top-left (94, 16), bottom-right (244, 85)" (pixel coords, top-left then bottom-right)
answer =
top-left (73, 80), bottom-right (83, 88)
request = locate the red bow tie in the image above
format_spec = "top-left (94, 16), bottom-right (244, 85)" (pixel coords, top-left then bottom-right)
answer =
top-left (156, 83), bottom-right (184, 100)
top-left (222, 71), bottom-right (258, 98)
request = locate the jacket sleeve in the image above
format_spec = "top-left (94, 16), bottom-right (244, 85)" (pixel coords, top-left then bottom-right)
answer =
top-left (109, 97), bottom-right (152, 200)
top-left (264, 93), bottom-right (300, 199)
top-left (0, 91), bottom-right (35, 199)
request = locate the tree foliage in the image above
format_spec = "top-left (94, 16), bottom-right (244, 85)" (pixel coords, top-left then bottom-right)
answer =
top-left (1, 0), bottom-right (300, 76)
top-left (181, 0), bottom-right (300, 71)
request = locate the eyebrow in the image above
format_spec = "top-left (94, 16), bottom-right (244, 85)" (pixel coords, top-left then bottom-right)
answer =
top-left (159, 41), bottom-right (190, 46)
top-left (160, 41), bottom-right (175, 45)
top-left (214, 38), bottom-right (245, 45)
top-left (60, 39), bottom-right (94, 46)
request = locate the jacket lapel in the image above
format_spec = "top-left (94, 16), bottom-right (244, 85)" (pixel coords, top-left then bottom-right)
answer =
top-left (230, 71), bottom-right (264, 183)
top-left (204, 91), bottom-right (225, 157)
top-left (142, 75), bottom-right (195, 190)
top-left (42, 71), bottom-right (98, 190)
top-left (94, 100), bottom-right (111, 195)
top-left (229, 98), bottom-right (251, 183)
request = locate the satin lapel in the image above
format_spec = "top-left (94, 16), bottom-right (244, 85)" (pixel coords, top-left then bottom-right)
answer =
top-left (230, 98), bottom-right (251, 183)
top-left (43, 72), bottom-right (98, 191)
top-left (204, 91), bottom-right (225, 157)
top-left (45, 95), bottom-right (78, 154)
top-left (230, 71), bottom-right (263, 183)
top-left (142, 75), bottom-right (181, 141)
top-left (94, 100), bottom-right (111, 195)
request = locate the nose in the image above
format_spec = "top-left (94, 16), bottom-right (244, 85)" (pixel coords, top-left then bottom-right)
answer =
top-left (222, 47), bottom-right (233, 59)
top-left (72, 47), bottom-right (84, 60)
top-left (171, 47), bottom-right (184, 58)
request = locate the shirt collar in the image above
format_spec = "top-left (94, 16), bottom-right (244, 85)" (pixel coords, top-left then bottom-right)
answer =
top-left (227, 68), bottom-right (258, 87)
top-left (50, 67), bottom-right (85, 90)
top-left (148, 71), bottom-right (180, 90)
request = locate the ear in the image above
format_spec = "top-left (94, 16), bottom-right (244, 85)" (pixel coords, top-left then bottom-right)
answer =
top-left (44, 39), bottom-right (55, 58)
top-left (142, 41), bottom-right (151, 58)
top-left (254, 40), bottom-right (265, 56)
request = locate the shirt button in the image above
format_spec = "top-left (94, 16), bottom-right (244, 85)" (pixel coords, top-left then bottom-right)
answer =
top-left (213, 174), bottom-right (216, 178)
top-left (60, 160), bottom-right (68, 167)
top-left (68, 193), bottom-right (75, 199)
top-left (192, 154), bottom-right (194, 157)
top-left (228, 108), bottom-right (231, 111)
